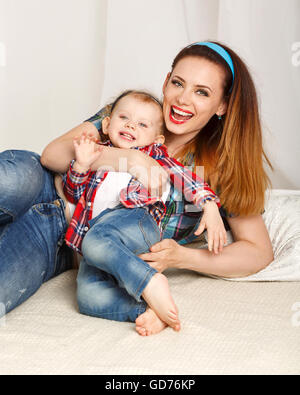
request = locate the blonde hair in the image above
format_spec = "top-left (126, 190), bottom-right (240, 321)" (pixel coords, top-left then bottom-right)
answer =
top-left (110, 89), bottom-right (165, 134)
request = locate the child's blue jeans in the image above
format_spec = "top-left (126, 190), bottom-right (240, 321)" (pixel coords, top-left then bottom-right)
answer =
top-left (77, 206), bottom-right (161, 322)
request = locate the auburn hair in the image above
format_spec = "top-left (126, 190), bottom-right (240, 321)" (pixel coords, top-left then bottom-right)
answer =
top-left (171, 42), bottom-right (273, 216)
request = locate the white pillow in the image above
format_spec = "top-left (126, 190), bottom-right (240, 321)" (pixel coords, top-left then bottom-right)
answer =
top-left (225, 189), bottom-right (300, 281)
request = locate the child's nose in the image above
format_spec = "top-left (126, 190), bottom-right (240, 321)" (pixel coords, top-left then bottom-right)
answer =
top-left (125, 120), bottom-right (136, 130)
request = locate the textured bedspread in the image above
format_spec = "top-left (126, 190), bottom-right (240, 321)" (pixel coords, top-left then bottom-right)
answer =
top-left (0, 190), bottom-right (299, 375)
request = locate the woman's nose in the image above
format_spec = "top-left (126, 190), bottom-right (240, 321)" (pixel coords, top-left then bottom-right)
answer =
top-left (177, 89), bottom-right (191, 105)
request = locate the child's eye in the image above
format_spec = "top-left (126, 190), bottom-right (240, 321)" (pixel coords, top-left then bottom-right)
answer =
top-left (139, 122), bottom-right (148, 128)
top-left (119, 115), bottom-right (128, 120)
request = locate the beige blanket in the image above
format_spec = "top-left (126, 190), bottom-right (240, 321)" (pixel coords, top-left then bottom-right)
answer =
top-left (0, 190), bottom-right (299, 375)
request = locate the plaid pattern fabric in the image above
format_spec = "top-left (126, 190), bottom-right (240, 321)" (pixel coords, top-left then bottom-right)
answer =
top-left (63, 138), bottom-right (220, 253)
top-left (85, 109), bottom-right (228, 245)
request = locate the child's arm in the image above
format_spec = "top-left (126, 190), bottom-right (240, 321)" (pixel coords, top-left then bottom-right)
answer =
top-left (62, 134), bottom-right (103, 204)
top-left (156, 154), bottom-right (227, 254)
top-left (194, 201), bottom-right (228, 254)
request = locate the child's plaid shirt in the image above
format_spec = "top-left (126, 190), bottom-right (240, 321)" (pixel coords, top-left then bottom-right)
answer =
top-left (62, 140), bottom-right (220, 254)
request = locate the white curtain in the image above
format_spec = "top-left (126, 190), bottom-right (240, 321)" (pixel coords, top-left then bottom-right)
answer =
top-left (1, 0), bottom-right (299, 189)
top-left (102, 0), bottom-right (300, 189)
top-left (0, 0), bottom-right (108, 154)
top-left (217, 0), bottom-right (300, 189)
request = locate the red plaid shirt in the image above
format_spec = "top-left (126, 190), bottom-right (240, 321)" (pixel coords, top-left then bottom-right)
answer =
top-left (63, 141), bottom-right (220, 253)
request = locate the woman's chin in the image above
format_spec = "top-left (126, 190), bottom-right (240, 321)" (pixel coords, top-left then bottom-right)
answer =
top-left (165, 121), bottom-right (189, 135)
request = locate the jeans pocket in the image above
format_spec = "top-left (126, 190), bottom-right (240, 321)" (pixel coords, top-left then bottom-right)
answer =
top-left (138, 210), bottom-right (161, 251)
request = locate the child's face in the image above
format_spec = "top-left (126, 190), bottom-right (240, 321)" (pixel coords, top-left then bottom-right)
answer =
top-left (102, 95), bottom-right (165, 149)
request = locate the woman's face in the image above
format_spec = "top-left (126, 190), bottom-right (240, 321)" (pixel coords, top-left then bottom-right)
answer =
top-left (163, 56), bottom-right (228, 140)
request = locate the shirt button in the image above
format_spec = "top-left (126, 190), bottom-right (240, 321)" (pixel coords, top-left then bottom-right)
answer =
top-left (84, 226), bottom-right (89, 232)
top-left (87, 202), bottom-right (92, 207)
top-left (96, 178), bottom-right (101, 183)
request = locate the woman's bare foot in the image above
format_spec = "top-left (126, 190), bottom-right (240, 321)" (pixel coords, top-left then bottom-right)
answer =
top-left (141, 273), bottom-right (180, 330)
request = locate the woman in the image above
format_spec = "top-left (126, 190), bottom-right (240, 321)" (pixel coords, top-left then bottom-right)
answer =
top-left (0, 42), bottom-right (274, 328)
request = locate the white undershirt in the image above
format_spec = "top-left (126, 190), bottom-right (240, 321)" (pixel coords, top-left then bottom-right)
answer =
top-left (68, 172), bottom-right (170, 219)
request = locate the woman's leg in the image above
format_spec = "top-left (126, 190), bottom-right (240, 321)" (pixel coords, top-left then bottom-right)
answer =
top-left (77, 259), bottom-right (147, 322)
top-left (0, 149), bottom-right (61, 226)
top-left (0, 150), bottom-right (46, 225)
top-left (0, 198), bottom-right (73, 316)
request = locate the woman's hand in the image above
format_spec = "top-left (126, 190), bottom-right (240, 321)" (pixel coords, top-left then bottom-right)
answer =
top-left (139, 239), bottom-right (184, 273)
top-left (194, 201), bottom-right (227, 254)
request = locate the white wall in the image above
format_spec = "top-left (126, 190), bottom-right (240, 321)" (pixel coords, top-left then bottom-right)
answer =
top-left (1, 0), bottom-right (299, 189)
top-left (218, 0), bottom-right (300, 189)
top-left (100, 0), bottom-right (219, 104)
top-left (0, 0), bottom-right (107, 154)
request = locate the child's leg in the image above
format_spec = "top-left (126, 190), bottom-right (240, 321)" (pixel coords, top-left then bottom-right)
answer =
top-left (82, 207), bottom-right (160, 301)
top-left (77, 259), bottom-right (147, 322)
top-left (82, 207), bottom-right (180, 330)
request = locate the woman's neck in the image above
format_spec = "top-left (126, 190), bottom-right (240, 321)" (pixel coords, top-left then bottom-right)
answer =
top-left (164, 130), bottom-right (199, 157)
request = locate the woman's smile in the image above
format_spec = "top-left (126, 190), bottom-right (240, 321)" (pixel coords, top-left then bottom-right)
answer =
top-left (169, 105), bottom-right (194, 124)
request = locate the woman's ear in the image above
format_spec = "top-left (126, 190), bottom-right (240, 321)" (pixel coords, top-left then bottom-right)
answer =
top-left (162, 72), bottom-right (171, 95)
top-left (102, 117), bottom-right (111, 135)
top-left (217, 100), bottom-right (228, 117)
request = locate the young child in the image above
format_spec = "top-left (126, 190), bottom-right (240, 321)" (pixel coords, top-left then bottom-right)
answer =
top-left (63, 90), bottom-right (226, 335)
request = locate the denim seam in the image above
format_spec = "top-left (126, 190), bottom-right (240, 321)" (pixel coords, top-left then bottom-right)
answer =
top-left (0, 223), bottom-right (9, 243)
top-left (134, 267), bottom-right (157, 301)
top-left (147, 211), bottom-right (162, 239)
top-left (0, 206), bottom-right (15, 221)
top-left (32, 205), bottom-right (60, 217)
top-left (138, 210), bottom-right (160, 248)
top-left (78, 305), bottom-right (142, 318)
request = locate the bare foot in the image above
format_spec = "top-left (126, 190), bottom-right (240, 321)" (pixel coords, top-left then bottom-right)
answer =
top-left (135, 308), bottom-right (167, 336)
top-left (141, 273), bottom-right (180, 330)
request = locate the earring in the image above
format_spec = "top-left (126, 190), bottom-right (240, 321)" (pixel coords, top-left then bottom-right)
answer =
top-left (217, 114), bottom-right (222, 120)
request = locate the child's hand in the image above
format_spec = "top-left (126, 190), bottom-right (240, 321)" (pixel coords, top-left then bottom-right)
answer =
top-left (194, 201), bottom-right (227, 254)
top-left (73, 132), bottom-right (103, 172)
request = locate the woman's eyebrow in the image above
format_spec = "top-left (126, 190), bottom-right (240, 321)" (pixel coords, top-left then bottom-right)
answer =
top-left (173, 75), bottom-right (212, 92)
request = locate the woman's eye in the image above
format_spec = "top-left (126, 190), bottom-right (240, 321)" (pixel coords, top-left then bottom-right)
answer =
top-left (120, 115), bottom-right (128, 120)
top-left (171, 79), bottom-right (182, 88)
top-left (139, 123), bottom-right (148, 128)
top-left (196, 89), bottom-right (208, 97)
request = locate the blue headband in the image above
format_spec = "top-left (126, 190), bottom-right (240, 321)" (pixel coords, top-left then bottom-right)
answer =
top-left (188, 41), bottom-right (235, 90)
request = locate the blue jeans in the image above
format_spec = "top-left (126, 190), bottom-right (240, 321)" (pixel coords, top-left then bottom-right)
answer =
top-left (0, 150), bottom-right (73, 315)
top-left (77, 206), bottom-right (161, 322)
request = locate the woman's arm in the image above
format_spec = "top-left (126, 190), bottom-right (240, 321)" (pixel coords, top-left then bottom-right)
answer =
top-left (41, 122), bottom-right (99, 173)
top-left (140, 214), bottom-right (274, 278)
top-left (41, 122), bottom-right (168, 194)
